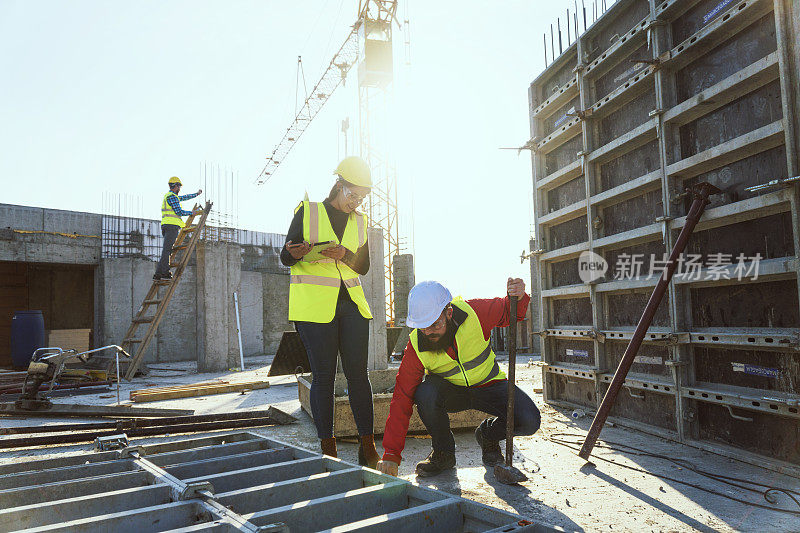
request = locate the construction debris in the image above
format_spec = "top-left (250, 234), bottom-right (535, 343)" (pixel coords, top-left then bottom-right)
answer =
top-left (0, 407), bottom-right (296, 448)
top-left (130, 379), bottom-right (271, 402)
top-left (0, 403), bottom-right (193, 418)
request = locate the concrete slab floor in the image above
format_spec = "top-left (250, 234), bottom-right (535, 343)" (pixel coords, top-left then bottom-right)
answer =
top-left (1, 356), bottom-right (799, 532)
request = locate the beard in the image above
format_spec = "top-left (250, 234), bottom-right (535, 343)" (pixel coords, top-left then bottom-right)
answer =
top-left (420, 318), bottom-right (457, 351)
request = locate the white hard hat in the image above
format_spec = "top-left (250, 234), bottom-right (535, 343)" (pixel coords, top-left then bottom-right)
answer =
top-left (406, 281), bottom-right (453, 329)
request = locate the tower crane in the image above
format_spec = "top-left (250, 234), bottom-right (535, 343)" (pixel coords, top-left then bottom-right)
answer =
top-left (256, 1), bottom-right (403, 326)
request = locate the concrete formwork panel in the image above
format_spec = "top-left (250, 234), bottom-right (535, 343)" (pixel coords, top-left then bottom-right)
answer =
top-left (530, 0), bottom-right (800, 472)
top-left (0, 432), bottom-right (550, 532)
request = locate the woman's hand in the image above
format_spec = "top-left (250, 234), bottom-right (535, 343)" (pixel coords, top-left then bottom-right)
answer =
top-left (320, 244), bottom-right (347, 261)
top-left (286, 240), bottom-right (312, 259)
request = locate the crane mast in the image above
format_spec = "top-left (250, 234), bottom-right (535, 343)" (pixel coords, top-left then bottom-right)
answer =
top-left (257, 0), bottom-right (402, 326)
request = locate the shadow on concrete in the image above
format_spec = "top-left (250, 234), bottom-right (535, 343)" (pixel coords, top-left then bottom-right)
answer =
top-left (579, 463), bottom-right (718, 533)
top-left (414, 469), bottom-right (463, 497)
top-left (481, 467), bottom-right (585, 532)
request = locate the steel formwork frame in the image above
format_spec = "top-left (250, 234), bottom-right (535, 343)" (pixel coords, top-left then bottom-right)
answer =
top-left (0, 431), bottom-right (549, 532)
top-left (530, 0), bottom-right (800, 474)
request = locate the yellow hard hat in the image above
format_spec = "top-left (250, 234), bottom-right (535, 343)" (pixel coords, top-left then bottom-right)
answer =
top-left (168, 176), bottom-right (182, 186)
top-left (334, 156), bottom-right (372, 188)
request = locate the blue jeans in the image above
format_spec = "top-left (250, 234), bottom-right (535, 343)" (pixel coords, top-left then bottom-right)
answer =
top-left (414, 374), bottom-right (541, 454)
top-left (295, 297), bottom-right (373, 439)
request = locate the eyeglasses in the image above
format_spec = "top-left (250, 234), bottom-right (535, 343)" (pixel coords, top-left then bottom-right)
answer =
top-left (341, 183), bottom-right (367, 205)
top-left (420, 309), bottom-right (448, 333)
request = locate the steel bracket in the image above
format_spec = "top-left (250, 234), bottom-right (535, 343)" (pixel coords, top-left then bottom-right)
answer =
top-left (117, 446), bottom-right (143, 458)
top-left (179, 481), bottom-right (215, 501)
top-left (586, 329), bottom-right (606, 343)
top-left (94, 433), bottom-right (129, 451)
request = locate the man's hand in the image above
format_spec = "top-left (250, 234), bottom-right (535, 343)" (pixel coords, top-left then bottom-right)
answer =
top-left (376, 460), bottom-right (399, 476)
top-left (507, 277), bottom-right (525, 297)
top-left (192, 206), bottom-right (204, 215)
top-left (320, 244), bottom-right (346, 261)
top-left (286, 240), bottom-right (312, 259)
top-left (196, 189), bottom-right (203, 195)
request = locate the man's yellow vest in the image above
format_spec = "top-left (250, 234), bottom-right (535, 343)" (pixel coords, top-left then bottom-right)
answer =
top-left (409, 298), bottom-right (506, 387)
top-left (288, 200), bottom-right (372, 323)
top-left (161, 192), bottom-right (185, 227)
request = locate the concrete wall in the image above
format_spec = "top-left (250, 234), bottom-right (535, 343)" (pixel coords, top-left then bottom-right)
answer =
top-left (262, 271), bottom-right (290, 354)
top-left (0, 204), bottom-right (101, 264)
top-left (196, 242), bottom-right (241, 372)
top-left (97, 257), bottom-right (198, 363)
top-left (239, 271), bottom-right (263, 356)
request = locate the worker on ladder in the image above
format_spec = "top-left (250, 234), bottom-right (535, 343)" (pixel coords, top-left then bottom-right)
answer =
top-left (280, 156), bottom-right (380, 468)
top-left (154, 176), bottom-right (202, 280)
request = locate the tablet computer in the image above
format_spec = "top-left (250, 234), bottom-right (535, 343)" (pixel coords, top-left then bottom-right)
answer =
top-left (303, 241), bottom-right (337, 262)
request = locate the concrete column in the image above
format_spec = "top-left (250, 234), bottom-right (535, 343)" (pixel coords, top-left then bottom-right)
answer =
top-left (131, 257), bottom-right (158, 363)
top-left (361, 227), bottom-right (387, 370)
top-left (156, 264), bottom-right (197, 363)
top-left (239, 271), bottom-right (264, 356)
top-left (262, 272), bottom-right (290, 354)
top-left (98, 257), bottom-right (133, 348)
top-left (196, 241), bottom-right (241, 372)
top-left (391, 253), bottom-right (414, 356)
top-left (392, 254), bottom-right (414, 325)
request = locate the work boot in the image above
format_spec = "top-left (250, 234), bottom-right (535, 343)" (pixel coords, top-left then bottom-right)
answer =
top-left (358, 434), bottom-right (381, 469)
top-left (475, 425), bottom-right (504, 466)
top-left (162, 271), bottom-right (173, 279)
top-left (320, 437), bottom-right (337, 458)
top-left (415, 450), bottom-right (456, 477)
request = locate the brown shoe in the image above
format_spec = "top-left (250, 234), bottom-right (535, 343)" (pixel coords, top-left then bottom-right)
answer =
top-left (358, 434), bottom-right (380, 469)
top-left (320, 437), bottom-right (337, 458)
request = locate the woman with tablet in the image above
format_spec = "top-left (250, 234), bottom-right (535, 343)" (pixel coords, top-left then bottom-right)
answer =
top-left (280, 156), bottom-right (379, 468)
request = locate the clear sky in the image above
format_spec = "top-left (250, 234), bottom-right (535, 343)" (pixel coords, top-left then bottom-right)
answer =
top-left (0, 0), bottom-right (607, 301)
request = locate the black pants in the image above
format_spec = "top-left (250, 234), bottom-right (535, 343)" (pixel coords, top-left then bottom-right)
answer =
top-left (295, 297), bottom-right (373, 439)
top-left (414, 374), bottom-right (541, 454)
top-left (155, 224), bottom-right (179, 276)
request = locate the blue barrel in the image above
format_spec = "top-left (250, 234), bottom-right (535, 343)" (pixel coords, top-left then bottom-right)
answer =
top-left (10, 310), bottom-right (45, 369)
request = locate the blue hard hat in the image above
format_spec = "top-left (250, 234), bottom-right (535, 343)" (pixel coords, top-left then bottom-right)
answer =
top-left (406, 281), bottom-right (453, 329)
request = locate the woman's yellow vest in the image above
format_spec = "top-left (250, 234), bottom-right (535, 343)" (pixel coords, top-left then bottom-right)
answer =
top-left (161, 192), bottom-right (185, 227)
top-left (409, 298), bottom-right (506, 387)
top-left (288, 200), bottom-right (372, 323)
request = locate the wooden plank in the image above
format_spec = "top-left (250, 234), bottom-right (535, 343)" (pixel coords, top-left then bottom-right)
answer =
top-left (129, 380), bottom-right (228, 394)
top-left (130, 381), bottom-right (270, 402)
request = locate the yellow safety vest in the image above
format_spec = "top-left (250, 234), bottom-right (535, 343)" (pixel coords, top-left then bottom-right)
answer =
top-left (161, 192), bottom-right (185, 227)
top-left (410, 298), bottom-right (506, 387)
top-left (288, 200), bottom-right (372, 323)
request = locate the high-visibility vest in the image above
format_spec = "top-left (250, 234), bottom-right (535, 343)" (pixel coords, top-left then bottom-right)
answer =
top-left (288, 200), bottom-right (372, 323)
top-left (410, 298), bottom-right (506, 387)
top-left (161, 192), bottom-right (185, 227)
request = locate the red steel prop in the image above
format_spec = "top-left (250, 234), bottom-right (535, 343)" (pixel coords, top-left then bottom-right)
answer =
top-left (579, 182), bottom-right (721, 460)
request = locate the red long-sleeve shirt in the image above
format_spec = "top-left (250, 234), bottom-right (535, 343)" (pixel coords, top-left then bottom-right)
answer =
top-left (381, 293), bottom-right (530, 464)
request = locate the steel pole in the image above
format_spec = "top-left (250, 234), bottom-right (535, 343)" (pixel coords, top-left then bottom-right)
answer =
top-left (578, 183), bottom-right (720, 460)
top-left (505, 295), bottom-right (518, 465)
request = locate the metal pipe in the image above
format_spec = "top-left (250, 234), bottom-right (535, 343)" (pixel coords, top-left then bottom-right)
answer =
top-left (0, 409), bottom-right (290, 435)
top-left (234, 292), bottom-right (245, 370)
top-left (578, 183), bottom-right (721, 460)
top-left (0, 417), bottom-right (292, 449)
top-left (504, 296), bottom-right (518, 465)
top-left (0, 380), bottom-right (113, 395)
